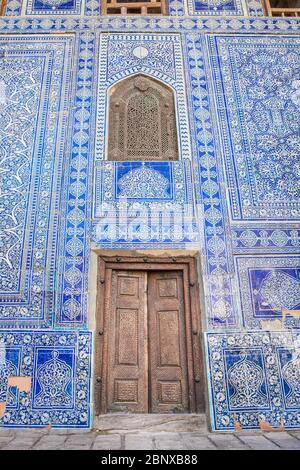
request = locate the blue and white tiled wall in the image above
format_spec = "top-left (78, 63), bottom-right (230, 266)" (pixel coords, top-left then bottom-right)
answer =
top-left (0, 5), bottom-right (299, 432)
top-left (2, 0), bottom-right (265, 17)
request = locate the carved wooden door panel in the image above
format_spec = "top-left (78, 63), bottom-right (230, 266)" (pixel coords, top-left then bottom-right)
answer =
top-left (148, 271), bottom-right (189, 412)
top-left (106, 270), bottom-right (148, 412)
top-left (105, 269), bottom-right (190, 413)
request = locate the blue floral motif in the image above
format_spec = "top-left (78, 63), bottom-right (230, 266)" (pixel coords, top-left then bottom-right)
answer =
top-left (208, 36), bottom-right (300, 220)
top-left (281, 358), bottom-right (300, 409)
top-left (206, 332), bottom-right (300, 431)
top-left (26, 0), bottom-right (82, 15)
top-left (93, 160), bottom-right (198, 245)
top-left (0, 35), bottom-right (74, 329)
top-left (34, 350), bottom-right (73, 408)
top-left (0, 57), bottom-right (42, 294)
top-left (278, 347), bottom-right (300, 410)
top-left (259, 271), bottom-right (300, 311)
top-left (3, 0), bottom-right (22, 15)
top-left (235, 256), bottom-right (300, 329)
top-left (118, 165), bottom-right (171, 199)
top-left (0, 351), bottom-right (18, 406)
top-left (232, 227), bottom-right (300, 252)
top-left (0, 15), bottom-right (298, 32)
top-left (0, 331), bottom-right (91, 427)
top-left (107, 40), bottom-right (176, 81)
top-left (188, 0), bottom-right (245, 16)
top-left (185, 33), bottom-right (237, 327)
top-left (226, 351), bottom-right (269, 409)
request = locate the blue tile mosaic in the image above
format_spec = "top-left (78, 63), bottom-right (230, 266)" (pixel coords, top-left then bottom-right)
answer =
top-left (26, 0), bottom-right (82, 15)
top-left (169, 0), bottom-right (185, 15)
top-left (184, 33), bottom-right (237, 327)
top-left (207, 35), bottom-right (300, 221)
top-left (0, 346), bottom-right (21, 409)
top-left (246, 0), bottom-right (264, 16)
top-left (232, 226), bottom-right (300, 254)
top-left (57, 32), bottom-right (96, 327)
top-left (82, 0), bottom-right (263, 16)
top-left (115, 163), bottom-right (173, 200)
top-left (224, 348), bottom-right (270, 411)
top-left (235, 256), bottom-right (300, 329)
top-left (188, 0), bottom-right (245, 16)
top-left (0, 18), bottom-right (299, 432)
top-left (84, 0), bottom-right (100, 15)
top-left (92, 160), bottom-right (199, 245)
top-left (0, 34), bottom-right (74, 329)
top-left (84, 0), bottom-right (185, 15)
top-left (205, 332), bottom-right (300, 431)
top-left (0, 17), bottom-right (299, 33)
top-left (0, 331), bottom-right (92, 427)
top-left (187, 0), bottom-right (264, 16)
top-left (94, 161), bottom-right (194, 208)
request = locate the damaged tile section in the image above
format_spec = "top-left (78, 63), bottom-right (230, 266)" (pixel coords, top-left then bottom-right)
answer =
top-left (7, 377), bottom-right (31, 393)
top-left (260, 320), bottom-right (283, 331)
top-left (0, 403), bottom-right (6, 419)
top-left (205, 331), bottom-right (300, 431)
top-left (0, 331), bottom-right (91, 427)
top-left (282, 309), bottom-right (300, 321)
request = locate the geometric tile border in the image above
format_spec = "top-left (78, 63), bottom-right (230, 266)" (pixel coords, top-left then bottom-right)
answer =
top-left (185, 33), bottom-right (237, 328)
top-left (93, 161), bottom-right (195, 210)
top-left (0, 17), bottom-right (299, 34)
top-left (232, 226), bottom-right (300, 254)
top-left (56, 32), bottom-right (97, 327)
top-left (92, 161), bottom-right (200, 246)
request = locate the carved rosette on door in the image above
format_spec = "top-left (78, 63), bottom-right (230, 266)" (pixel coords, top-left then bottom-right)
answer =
top-left (95, 257), bottom-right (204, 414)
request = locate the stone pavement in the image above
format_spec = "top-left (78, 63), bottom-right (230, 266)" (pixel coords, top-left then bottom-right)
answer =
top-left (0, 414), bottom-right (300, 450)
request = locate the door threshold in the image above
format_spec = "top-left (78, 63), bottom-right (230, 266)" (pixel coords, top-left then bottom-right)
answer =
top-left (93, 413), bottom-right (207, 433)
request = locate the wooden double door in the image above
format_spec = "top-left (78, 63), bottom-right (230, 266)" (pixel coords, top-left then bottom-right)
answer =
top-left (97, 265), bottom-right (202, 414)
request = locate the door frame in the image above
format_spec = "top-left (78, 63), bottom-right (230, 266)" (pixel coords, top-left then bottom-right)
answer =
top-left (94, 253), bottom-right (204, 415)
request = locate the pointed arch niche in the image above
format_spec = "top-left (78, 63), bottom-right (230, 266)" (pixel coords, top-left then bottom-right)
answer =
top-left (107, 74), bottom-right (179, 161)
